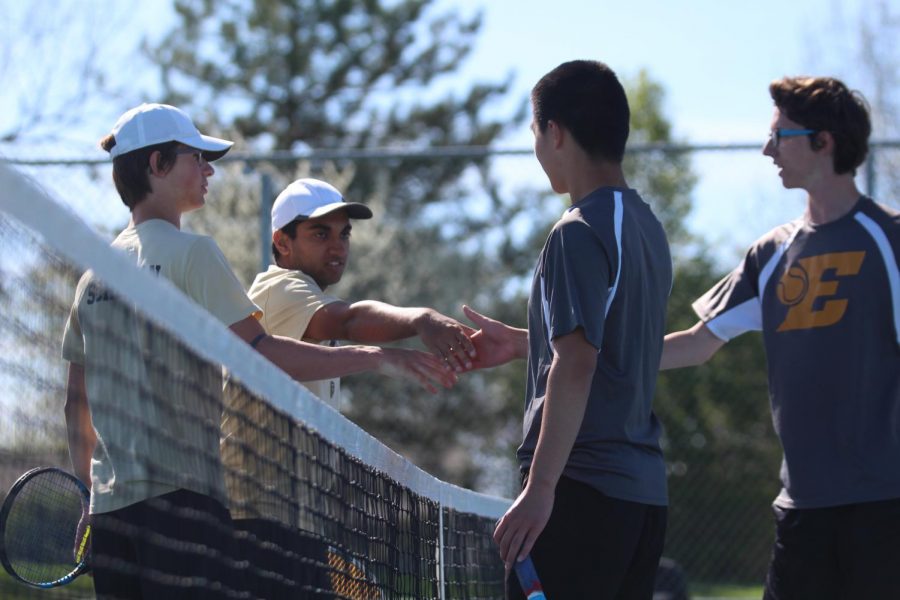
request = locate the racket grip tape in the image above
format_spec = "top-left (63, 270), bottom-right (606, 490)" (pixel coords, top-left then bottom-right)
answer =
top-left (513, 555), bottom-right (547, 599)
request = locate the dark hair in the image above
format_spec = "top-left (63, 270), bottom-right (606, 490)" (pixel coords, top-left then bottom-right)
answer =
top-left (769, 76), bottom-right (871, 175)
top-left (99, 134), bottom-right (180, 209)
top-left (272, 218), bottom-right (304, 265)
top-left (531, 60), bottom-right (630, 162)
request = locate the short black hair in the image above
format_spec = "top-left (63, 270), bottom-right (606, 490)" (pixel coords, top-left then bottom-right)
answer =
top-left (531, 60), bottom-right (630, 162)
top-left (769, 76), bottom-right (871, 175)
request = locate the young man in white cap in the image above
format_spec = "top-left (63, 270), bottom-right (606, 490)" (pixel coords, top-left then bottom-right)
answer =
top-left (221, 177), bottom-right (479, 596)
top-left (63, 104), bottom-right (455, 598)
top-left (248, 177), bottom-right (476, 410)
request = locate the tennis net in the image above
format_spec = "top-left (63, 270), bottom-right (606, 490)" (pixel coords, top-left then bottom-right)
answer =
top-left (0, 161), bottom-right (508, 599)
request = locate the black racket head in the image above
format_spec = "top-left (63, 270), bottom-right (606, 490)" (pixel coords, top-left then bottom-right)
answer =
top-left (0, 466), bottom-right (91, 588)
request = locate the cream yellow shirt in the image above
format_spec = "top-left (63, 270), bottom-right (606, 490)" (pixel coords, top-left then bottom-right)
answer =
top-left (226, 266), bottom-right (342, 523)
top-left (248, 265), bottom-right (342, 410)
top-left (62, 219), bottom-right (260, 514)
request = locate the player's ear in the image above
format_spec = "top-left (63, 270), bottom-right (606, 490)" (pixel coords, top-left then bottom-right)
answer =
top-left (547, 120), bottom-right (564, 149)
top-left (272, 230), bottom-right (291, 257)
top-left (148, 150), bottom-right (165, 176)
top-left (810, 131), bottom-right (830, 152)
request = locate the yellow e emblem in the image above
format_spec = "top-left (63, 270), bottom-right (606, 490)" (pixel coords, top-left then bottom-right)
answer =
top-left (776, 251), bottom-right (865, 332)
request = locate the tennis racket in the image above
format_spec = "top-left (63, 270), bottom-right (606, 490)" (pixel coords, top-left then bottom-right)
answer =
top-left (514, 554), bottom-right (547, 599)
top-left (0, 467), bottom-right (91, 588)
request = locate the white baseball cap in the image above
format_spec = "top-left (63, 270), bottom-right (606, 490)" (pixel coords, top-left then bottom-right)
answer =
top-left (271, 178), bottom-right (373, 231)
top-left (107, 103), bottom-right (234, 160)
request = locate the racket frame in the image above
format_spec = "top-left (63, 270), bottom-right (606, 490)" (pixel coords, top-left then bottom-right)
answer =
top-left (0, 466), bottom-right (91, 588)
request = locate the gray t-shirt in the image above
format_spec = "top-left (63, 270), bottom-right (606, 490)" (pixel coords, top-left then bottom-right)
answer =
top-left (693, 197), bottom-right (900, 508)
top-left (519, 187), bottom-right (672, 506)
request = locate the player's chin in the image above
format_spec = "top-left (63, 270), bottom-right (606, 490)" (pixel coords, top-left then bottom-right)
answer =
top-left (777, 170), bottom-right (799, 189)
top-left (549, 179), bottom-right (567, 195)
top-left (186, 195), bottom-right (206, 211)
top-left (322, 268), bottom-right (344, 286)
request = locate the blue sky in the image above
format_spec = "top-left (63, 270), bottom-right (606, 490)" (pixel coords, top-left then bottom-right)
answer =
top-left (1, 0), bottom-right (890, 264)
top-left (446, 0), bottom-right (888, 261)
top-left (452, 0), bottom-right (877, 140)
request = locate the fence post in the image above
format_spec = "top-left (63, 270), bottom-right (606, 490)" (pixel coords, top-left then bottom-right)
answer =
top-left (260, 172), bottom-right (274, 274)
top-left (865, 146), bottom-right (877, 198)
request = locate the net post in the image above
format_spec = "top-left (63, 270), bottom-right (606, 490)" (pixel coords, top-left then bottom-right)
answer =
top-left (438, 501), bottom-right (446, 600)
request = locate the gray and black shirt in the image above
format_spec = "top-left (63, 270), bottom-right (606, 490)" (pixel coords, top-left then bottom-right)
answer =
top-left (520, 187), bottom-right (672, 506)
top-left (694, 197), bottom-right (900, 508)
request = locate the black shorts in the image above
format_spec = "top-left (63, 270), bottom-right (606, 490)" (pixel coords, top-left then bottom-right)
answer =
top-left (90, 489), bottom-right (244, 600)
top-left (764, 497), bottom-right (900, 600)
top-left (233, 518), bottom-right (332, 598)
top-left (505, 476), bottom-right (667, 600)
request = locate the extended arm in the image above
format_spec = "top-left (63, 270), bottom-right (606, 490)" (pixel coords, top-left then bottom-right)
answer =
top-left (64, 362), bottom-right (96, 488)
top-left (493, 328), bottom-right (596, 567)
top-left (229, 316), bottom-right (456, 393)
top-left (660, 320), bottom-right (726, 370)
top-left (305, 301), bottom-right (476, 371)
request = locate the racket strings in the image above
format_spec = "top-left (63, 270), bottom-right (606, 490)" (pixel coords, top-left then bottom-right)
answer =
top-left (3, 470), bottom-right (86, 585)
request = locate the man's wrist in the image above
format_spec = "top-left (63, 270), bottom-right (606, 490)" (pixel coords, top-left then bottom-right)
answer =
top-left (411, 307), bottom-right (433, 329)
top-left (367, 345), bottom-right (399, 376)
top-left (525, 472), bottom-right (558, 493)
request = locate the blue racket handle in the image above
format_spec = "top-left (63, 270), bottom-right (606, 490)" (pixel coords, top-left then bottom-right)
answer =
top-left (514, 555), bottom-right (547, 599)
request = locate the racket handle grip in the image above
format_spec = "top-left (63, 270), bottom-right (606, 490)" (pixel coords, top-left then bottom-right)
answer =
top-left (514, 555), bottom-right (547, 599)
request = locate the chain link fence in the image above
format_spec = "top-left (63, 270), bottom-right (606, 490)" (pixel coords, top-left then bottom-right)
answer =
top-left (3, 141), bottom-right (899, 599)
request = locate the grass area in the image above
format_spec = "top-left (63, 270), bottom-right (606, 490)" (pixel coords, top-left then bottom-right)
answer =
top-left (691, 582), bottom-right (765, 598)
top-left (0, 569), bottom-right (95, 599)
top-left (0, 566), bottom-right (765, 600)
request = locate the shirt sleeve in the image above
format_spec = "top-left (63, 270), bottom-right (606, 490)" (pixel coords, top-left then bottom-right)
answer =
top-left (542, 220), bottom-right (611, 350)
top-left (261, 273), bottom-right (341, 341)
top-left (61, 275), bottom-right (89, 364)
top-left (692, 246), bottom-right (763, 341)
top-left (184, 237), bottom-right (261, 327)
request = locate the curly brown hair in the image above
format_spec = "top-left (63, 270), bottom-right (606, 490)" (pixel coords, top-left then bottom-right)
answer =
top-left (769, 76), bottom-right (871, 175)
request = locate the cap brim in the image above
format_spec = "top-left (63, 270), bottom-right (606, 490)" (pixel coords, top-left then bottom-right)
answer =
top-left (179, 134), bottom-right (234, 162)
top-left (307, 202), bottom-right (373, 220)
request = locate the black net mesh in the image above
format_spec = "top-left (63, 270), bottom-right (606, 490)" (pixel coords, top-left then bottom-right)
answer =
top-left (0, 166), bottom-right (506, 599)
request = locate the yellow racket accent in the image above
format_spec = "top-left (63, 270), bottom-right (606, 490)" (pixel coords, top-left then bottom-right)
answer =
top-left (75, 524), bottom-right (91, 564)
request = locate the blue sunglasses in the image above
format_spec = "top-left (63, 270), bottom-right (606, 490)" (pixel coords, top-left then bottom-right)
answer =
top-left (769, 128), bottom-right (816, 148)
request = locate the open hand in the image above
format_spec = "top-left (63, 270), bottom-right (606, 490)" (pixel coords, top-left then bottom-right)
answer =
top-left (462, 305), bottom-right (527, 370)
top-left (375, 347), bottom-right (457, 392)
top-left (416, 310), bottom-right (477, 372)
top-left (493, 481), bottom-right (554, 569)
